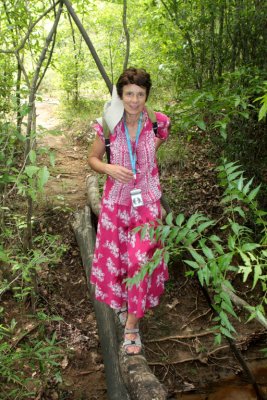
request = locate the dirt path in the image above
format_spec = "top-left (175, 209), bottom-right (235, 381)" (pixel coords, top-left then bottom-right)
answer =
top-left (36, 99), bottom-right (89, 209)
top-left (35, 100), bottom-right (107, 400)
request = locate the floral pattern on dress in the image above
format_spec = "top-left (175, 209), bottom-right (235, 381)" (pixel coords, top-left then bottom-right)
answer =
top-left (90, 200), bottom-right (169, 318)
top-left (90, 110), bottom-right (170, 318)
top-left (93, 110), bottom-right (170, 206)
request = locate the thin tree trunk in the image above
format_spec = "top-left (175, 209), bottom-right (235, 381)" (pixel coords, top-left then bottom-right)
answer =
top-left (62, 0), bottom-right (112, 94)
top-left (217, 0), bottom-right (225, 78)
top-left (209, 4), bottom-right (215, 83)
top-left (24, 2), bottom-right (63, 253)
top-left (16, 61), bottom-right (23, 134)
top-left (123, 0), bottom-right (130, 71)
top-left (67, 12), bottom-right (79, 103)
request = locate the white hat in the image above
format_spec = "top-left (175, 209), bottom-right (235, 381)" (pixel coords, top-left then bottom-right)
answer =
top-left (96, 85), bottom-right (124, 133)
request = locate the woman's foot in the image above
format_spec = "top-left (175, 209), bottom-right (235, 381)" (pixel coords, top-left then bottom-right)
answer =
top-left (123, 327), bottom-right (142, 355)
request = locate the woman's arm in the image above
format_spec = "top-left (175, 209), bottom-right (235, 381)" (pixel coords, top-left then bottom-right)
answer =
top-left (88, 135), bottom-right (134, 184)
top-left (155, 137), bottom-right (164, 151)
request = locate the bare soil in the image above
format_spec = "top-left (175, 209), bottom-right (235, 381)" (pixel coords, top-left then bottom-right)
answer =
top-left (6, 99), bottom-right (266, 400)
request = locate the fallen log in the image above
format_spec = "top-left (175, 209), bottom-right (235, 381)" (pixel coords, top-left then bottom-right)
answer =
top-left (72, 206), bottom-right (130, 400)
top-left (86, 174), bottom-right (100, 217)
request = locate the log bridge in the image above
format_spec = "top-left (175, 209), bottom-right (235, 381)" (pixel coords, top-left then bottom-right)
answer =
top-left (72, 175), bottom-right (168, 400)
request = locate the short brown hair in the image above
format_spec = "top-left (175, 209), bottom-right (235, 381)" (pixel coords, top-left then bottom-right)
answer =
top-left (116, 67), bottom-right (152, 100)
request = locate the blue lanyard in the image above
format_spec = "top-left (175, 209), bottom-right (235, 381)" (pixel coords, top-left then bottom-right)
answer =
top-left (124, 112), bottom-right (143, 177)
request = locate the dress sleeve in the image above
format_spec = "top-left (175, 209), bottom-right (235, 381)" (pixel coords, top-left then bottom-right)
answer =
top-left (155, 112), bottom-right (171, 140)
top-left (93, 122), bottom-right (105, 143)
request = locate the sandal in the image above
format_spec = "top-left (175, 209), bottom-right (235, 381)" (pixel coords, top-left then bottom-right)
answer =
top-left (123, 327), bottom-right (142, 356)
top-left (115, 306), bottom-right (128, 326)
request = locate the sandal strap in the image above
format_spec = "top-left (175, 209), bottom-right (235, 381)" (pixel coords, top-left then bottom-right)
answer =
top-left (115, 307), bottom-right (127, 315)
top-left (124, 327), bottom-right (139, 334)
top-left (123, 337), bottom-right (142, 347)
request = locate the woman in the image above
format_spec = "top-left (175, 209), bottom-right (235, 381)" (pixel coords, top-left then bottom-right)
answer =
top-left (88, 67), bottom-right (170, 355)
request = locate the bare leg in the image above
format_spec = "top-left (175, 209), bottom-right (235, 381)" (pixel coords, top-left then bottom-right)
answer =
top-left (124, 312), bottom-right (141, 354)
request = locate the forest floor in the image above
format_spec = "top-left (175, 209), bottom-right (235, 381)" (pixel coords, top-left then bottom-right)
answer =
top-left (5, 98), bottom-right (266, 400)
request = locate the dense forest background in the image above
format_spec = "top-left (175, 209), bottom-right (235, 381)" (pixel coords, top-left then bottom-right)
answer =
top-left (0, 0), bottom-right (267, 398)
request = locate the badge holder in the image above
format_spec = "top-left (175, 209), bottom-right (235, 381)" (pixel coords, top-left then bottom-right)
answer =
top-left (130, 188), bottom-right (144, 208)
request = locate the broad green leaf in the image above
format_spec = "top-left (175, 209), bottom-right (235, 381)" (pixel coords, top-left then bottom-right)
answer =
top-left (232, 206), bottom-right (245, 218)
top-left (219, 291), bottom-right (232, 305)
top-left (247, 185), bottom-right (261, 202)
top-left (259, 102), bottom-right (267, 121)
top-left (187, 213), bottom-right (203, 228)
top-left (175, 227), bottom-right (190, 244)
top-left (237, 175), bottom-right (244, 191)
top-left (184, 231), bottom-right (199, 246)
top-left (228, 235), bottom-right (236, 250)
top-left (221, 301), bottom-right (238, 318)
top-left (197, 269), bottom-right (204, 286)
top-left (231, 222), bottom-right (241, 236)
top-left (189, 248), bottom-right (206, 265)
top-left (241, 243), bottom-right (260, 252)
top-left (238, 250), bottom-right (251, 266)
top-left (161, 225), bottom-right (171, 241)
top-left (49, 151), bottom-right (56, 167)
top-left (38, 166), bottom-right (50, 189)
top-left (201, 245), bottom-right (215, 260)
top-left (175, 214), bottom-right (185, 226)
top-left (220, 326), bottom-right (234, 339)
top-left (225, 162), bottom-right (240, 174)
top-left (202, 264), bottom-right (211, 285)
top-left (252, 264), bottom-right (262, 289)
top-left (214, 333), bottom-right (222, 345)
top-left (219, 311), bottom-right (236, 332)
top-left (25, 165), bottom-right (39, 178)
top-left (196, 120), bottom-right (206, 131)
top-left (209, 235), bottom-right (222, 242)
top-left (243, 177), bottom-right (254, 194)
top-left (238, 265), bottom-right (252, 282)
top-left (197, 220), bottom-right (214, 234)
top-left (163, 251), bottom-right (170, 265)
top-left (169, 226), bottom-right (180, 241)
top-left (166, 212), bottom-right (173, 226)
top-left (29, 149), bottom-right (36, 163)
top-left (184, 259), bottom-right (199, 269)
top-left (228, 170), bottom-right (243, 182)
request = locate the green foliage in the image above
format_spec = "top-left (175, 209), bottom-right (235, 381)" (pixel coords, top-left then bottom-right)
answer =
top-left (166, 68), bottom-right (266, 141)
top-left (0, 222), bottom-right (68, 301)
top-left (255, 81), bottom-right (267, 121)
top-left (0, 318), bottom-right (63, 399)
top-left (157, 134), bottom-right (188, 171)
top-left (128, 160), bottom-right (267, 341)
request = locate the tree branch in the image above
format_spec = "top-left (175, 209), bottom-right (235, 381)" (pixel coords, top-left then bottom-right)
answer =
top-left (62, 0), bottom-right (112, 94)
top-left (123, 0), bottom-right (130, 71)
top-left (0, 1), bottom-right (60, 54)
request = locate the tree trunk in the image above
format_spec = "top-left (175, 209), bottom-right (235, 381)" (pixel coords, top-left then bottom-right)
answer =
top-left (123, 0), bottom-right (130, 71)
top-left (209, 4), bottom-right (215, 83)
top-left (62, 0), bottom-right (112, 94)
top-left (217, 0), bottom-right (225, 78)
top-left (72, 206), bottom-right (130, 400)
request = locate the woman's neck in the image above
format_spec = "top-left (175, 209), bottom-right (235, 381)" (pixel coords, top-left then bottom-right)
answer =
top-left (125, 112), bottom-right (142, 126)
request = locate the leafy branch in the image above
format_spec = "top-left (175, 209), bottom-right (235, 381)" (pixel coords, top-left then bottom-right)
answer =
top-left (127, 160), bottom-right (267, 340)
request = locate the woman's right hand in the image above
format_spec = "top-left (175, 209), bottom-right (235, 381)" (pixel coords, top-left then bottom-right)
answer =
top-left (106, 164), bottom-right (134, 183)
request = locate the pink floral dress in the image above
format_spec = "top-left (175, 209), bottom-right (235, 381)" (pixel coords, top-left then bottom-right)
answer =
top-left (90, 109), bottom-right (170, 318)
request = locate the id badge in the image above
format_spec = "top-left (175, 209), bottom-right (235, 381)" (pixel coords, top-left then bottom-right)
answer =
top-left (130, 188), bottom-right (144, 208)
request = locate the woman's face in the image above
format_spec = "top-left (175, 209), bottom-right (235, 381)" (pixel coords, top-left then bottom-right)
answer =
top-left (122, 84), bottom-right (147, 117)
